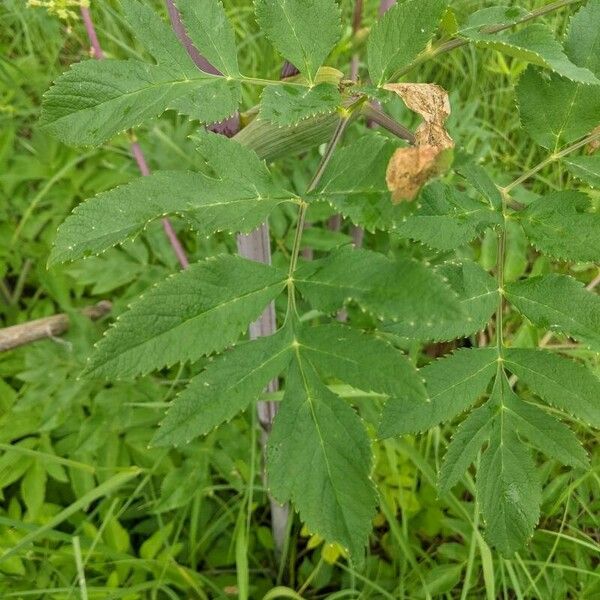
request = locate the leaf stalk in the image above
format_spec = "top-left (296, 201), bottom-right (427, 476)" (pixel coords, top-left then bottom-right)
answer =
top-left (287, 115), bottom-right (352, 315)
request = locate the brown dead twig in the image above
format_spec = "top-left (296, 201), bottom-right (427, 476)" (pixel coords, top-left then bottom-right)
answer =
top-left (0, 301), bottom-right (111, 352)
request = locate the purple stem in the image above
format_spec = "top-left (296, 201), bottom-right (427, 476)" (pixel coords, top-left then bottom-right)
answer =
top-left (379, 0), bottom-right (397, 15)
top-left (327, 214), bottom-right (342, 232)
top-left (164, 0), bottom-right (288, 552)
top-left (280, 61), bottom-right (300, 79)
top-left (131, 142), bottom-right (190, 268)
top-left (164, 0), bottom-right (240, 137)
top-left (80, 6), bottom-right (104, 59)
top-left (79, 5), bottom-right (189, 270)
top-left (164, 0), bottom-right (219, 74)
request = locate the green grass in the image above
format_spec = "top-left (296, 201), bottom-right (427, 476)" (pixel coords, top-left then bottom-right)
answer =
top-left (0, 0), bottom-right (599, 598)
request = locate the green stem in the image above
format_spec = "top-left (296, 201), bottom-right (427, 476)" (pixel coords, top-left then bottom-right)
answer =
top-left (503, 129), bottom-right (600, 193)
top-left (390, 0), bottom-right (584, 81)
top-left (286, 115), bottom-right (352, 314)
top-left (496, 218), bottom-right (506, 356)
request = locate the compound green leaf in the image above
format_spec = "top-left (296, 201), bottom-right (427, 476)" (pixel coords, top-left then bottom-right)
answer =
top-left (393, 183), bottom-right (501, 251)
top-left (121, 0), bottom-right (195, 74)
top-left (518, 191), bottom-right (600, 263)
top-left (464, 22), bottom-right (599, 85)
top-left (504, 392), bottom-right (588, 470)
top-left (362, 255), bottom-right (465, 325)
top-left (564, 0), bottom-right (600, 77)
top-left (153, 327), bottom-right (294, 447)
top-left (295, 247), bottom-right (463, 323)
top-left (312, 135), bottom-right (406, 232)
top-left (194, 129), bottom-right (273, 185)
top-left (385, 260), bottom-right (498, 342)
top-left (259, 83), bottom-right (341, 127)
top-left (515, 2), bottom-right (600, 148)
top-left (477, 412), bottom-right (541, 556)
top-left (169, 79), bottom-right (241, 124)
top-left (84, 255), bottom-right (287, 378)
top-left (504, 348), bottom-right (600, 428)
top-left (503, 220), bottom-right (528, 283)
top-left (381, 348), bottom-right (497, 436)
top-left (267, 356), bottom-right (377, 561)
top-left (175, 0), bottom-right (240, 76)
top-left (293, 248), bottom-right (390, 314)
top-left (51, 132), bottom-right (293, 264)
top-left (295, 323), bottom-right (428, 422)
top-left (564, 155), bottom-right (600, 188)
top-left (516, 68), bottom-right (600, 151)
top-left (40, 60), bottom-right (234, 146)
top-left (505, 274), bottom-right (600, 349)
top-left (255, 0), bottom-right (341, 83)
top-left (438, 399), bottom-right (496, 493)
top-left (455, 161), bottom-right (502, 209)
top-left (49, 171), bottom-right (292, 265)
top-left (367, 0), bottom-right (448, 85)
top-left (120, 2), bottom-right (243, 125)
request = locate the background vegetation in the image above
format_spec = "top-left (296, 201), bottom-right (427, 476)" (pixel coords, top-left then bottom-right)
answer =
top-left (0, 0), bottom-right (598, 597)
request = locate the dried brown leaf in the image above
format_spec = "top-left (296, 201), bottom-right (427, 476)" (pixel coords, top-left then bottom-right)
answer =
top-left (386, 145), bottom-right (440, 203)
top-left (383, 83), bottom-right (455, 202)
top-left (383, 83), bottom-right (454, 150)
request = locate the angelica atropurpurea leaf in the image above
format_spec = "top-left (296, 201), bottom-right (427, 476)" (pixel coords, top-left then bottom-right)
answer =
top-left (461, 9), bottom-right (600, 85)
top-left (505, 274), bottom-right (600, 350)
top-left (503, 391), bottom-right (588, 470)
top-left (504, 348), bottom-right (600, 428)
top-left (255, 0), bottom-right (341, 83)
top-left (517, 191), bottom-right (600, 263)
top-left (516, 68), bottom-right (600, 151)
top-left (40, 60), bottom-right (235, 146)
top-left (297, 323), bottom-right (428, 409)
top-left (438, 399), bottom-right (496, 493)
top-left (515, 0), bottom-right (600, 149)
top-left (259, 83), bottom-right (341, 127)
top-left (267, 355), bottom-right (377, 563)
top-left (310, 135), bottom-right (409, 232)
top-left (379, 347), bottom-right (498, 438)
top-left (476, 376), bottom-right (541, 557)
top-left (384, 260), bottom-right (499, 342)
top-left (367, 0), bottom-right (449, 85)
top-left (437, 356), bottom-right (594, 555)
top-left (294, 246), bottom-right (463, 324)
top-left (153, 326), bottom-right (295, 447)
top-left (392, 182), bottom-right (502, 251)
top-left (40, 0), bottom-right (240, 146)
top-left (121, 0), bottom-right (198, 74)
top-left (83, 255), bottom-right (287, 379)
top-left (155, 317), bottom-right (426, 561)
top-left (174, 0), bottom-right (240, 77)
top-left (49, 133), bottom-right (298, 265)
top-left (435, 370), bottom-right (541, 555)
